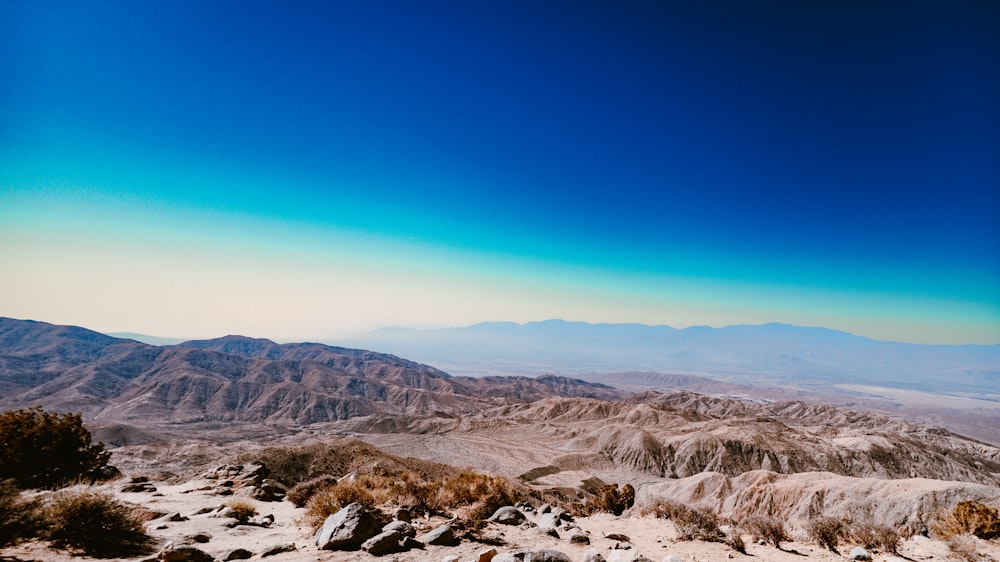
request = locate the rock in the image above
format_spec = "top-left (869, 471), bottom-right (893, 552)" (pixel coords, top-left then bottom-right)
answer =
top-left (362, 530), bottom-right (404, 556)
top-left (570, 533), bottom-right (591, 545)
top-left (423, 524), bottom-right (457, 546)
top-left (849, 546), bottom-right (872, 560)
top-left (259, 513), bottom-right (275, 527)
top-left (383, 520), bottom-right (416, 538)
top-left (401, 536), bottom-right (424, 550)
top-left (441, 557), bottom-right (460, 562)
top-left (527, 550), bottom-right (573, 562)
top-left (394, 507), bottom-right (412, 522)
top-left (130, 475), bottom-right (150, 483)
top-left (478, 547), bottom-right (498, 562)
top-left (122, 482), bottom-right (157, 493)
top-left (190, 506), bottom-right (214, 516)
top-left (539, 504), bottom-right (552, 514)
top-left (223, 548), bottom-right (253, 561)
top-left (583, 549), bottom-right (607, 562)
top-left (605, 533), bottom-right (630, 542)
top-left (662, 555), bottom-right (685, 562)
top-left (492, 550), bottom-right (529, 562)
top-left (260, 542), bottom-right (296, 557)
top-left (214, 507), bottom-right (234, 518)
top-left (315, 502), bottom-right (382, 551)
top-left (541, 528), bottom-right (559, 539)
top-left (162, 512), bottom-right (188, 522)
top-left (159, 546), bottom-right (214, 562)
top-left (607, 551), bottom-right (653, 562)
top-left (488, 506), bottom-right (527, 525)
top-left (183, 533), bottom-right (211, 543)
top-left (537, 512), bottom-right (563, 530)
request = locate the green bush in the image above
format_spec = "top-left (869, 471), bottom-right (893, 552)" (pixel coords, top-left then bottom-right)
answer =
top-left (0, 479), bottom-right (43, 548)
top-left (0, 407), bottom-right (112, 488)
top-left (43, 489), bottom-right (154, 557)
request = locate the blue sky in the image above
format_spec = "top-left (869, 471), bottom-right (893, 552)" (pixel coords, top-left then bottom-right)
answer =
top-left (1, 1), bottom-right (998, 344)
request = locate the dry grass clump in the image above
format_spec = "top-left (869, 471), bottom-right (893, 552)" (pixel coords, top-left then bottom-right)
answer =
top-left (0, 479), bottom-right (43, 548)
top-left (934, 500), bottom-right (1000, 540)
top-left (807, 515), bottom-right (845, 553)
top-left (305, 469), bottom-right (521, 530)
top-left (42, 489), bottom-right (155, 557)
top-left (740, 515), bottom-right (790, 549)
top-left (226, 499), bottom-right (258, 524)
top-left (639, 499), bottom-right (723, 542)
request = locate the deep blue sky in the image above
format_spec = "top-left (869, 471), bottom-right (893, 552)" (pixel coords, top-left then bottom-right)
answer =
top-left (1, 1), bottom-right (998, 343)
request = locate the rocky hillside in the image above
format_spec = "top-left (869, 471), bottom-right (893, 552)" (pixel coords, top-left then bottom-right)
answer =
top-left (337, 393), bottom-right (1000, 487)
top-left (0, 318), bottom-right (621, 424)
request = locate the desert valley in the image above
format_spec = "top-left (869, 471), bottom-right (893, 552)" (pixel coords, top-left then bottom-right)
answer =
top-left (2, 316), bottom-right (999, 562)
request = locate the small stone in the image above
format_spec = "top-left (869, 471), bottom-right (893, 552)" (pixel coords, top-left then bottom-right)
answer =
top-left (260, 542), bottom-right (295, 557)
top-left (223, 548), bottom-right (253, 561)
top-left (401, 536), bottom-right (424, 550)
top-left (394, 507), bottom-right (412, 522)
top-left (478, 547), bottom-right (498, 562)
top-left (570, 533), bottom-right (591, 545)
top-left (159, 546), bottom-right (214, 562)
top-left (849, 546), bottom-right (872, 561)
top-left (184, 533), bottom-right (211, 543)
top-left (488, 506), bottom-right (527, 526)
top-left (582, 548), bottom-right (606, 562)
top-left (423, 524), bottom-right (457, 546)
top-left (362, 530), bottom-right (404, 556)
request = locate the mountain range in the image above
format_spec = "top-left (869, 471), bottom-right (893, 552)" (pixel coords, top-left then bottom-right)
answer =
top-left (0, 317), bottom-right (620, 425)
top-left (343, 319), bottom-right (1000, 396)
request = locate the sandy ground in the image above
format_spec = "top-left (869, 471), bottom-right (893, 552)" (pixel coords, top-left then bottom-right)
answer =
top-left (4, 475), bottom-right (999, 562)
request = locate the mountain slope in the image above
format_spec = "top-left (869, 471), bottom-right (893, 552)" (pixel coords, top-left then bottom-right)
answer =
top-left (0, 317), bottom-right (622, 424)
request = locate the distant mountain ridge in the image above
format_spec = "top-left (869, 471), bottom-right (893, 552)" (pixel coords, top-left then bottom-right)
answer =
top-left (345, 319), bottom-right (1000, 395)
top-left (0, 317), bottom-right (621, 425)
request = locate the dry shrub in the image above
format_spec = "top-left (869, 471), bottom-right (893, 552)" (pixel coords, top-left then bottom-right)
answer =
top-left (741, 515), bottom-right (790, 549)
top-left (287, 474), bottom-right (339, 507)
top-left (579, 483), bottom-right (635, 516)
top-left (640, 499), bottom-right (723, 542)
top-left (849, 517), bottom-right (900, 554)
top-left (947, 534), bottom-right (988, 562)
top-left (226, 499), bottom-right (257, 524)
top-left (436, 471), bottom-right (519, 522)
top-left (725, 526), bottom-right (747, 554)
top-left (935, 500), bottom-right (1000, 540)
top-left (0, 479), bottom-right (43, 548)
top-left (808, 515), bottom-right (845, 553)
top-left (42, 489), bottom-right (154, 557)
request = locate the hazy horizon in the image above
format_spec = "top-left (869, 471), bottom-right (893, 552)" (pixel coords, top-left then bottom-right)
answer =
top-left (2, 2), bottom-right (998, 345)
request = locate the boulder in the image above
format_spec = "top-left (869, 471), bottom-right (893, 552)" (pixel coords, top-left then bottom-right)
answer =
top-left (401, 536), bottom-right (424, 550)
top-left (394, 507), bottom-right (412, 522)
top-left (183, 532), bottom-right (211, 543)
top-left (362, 530), bottom-right (403, 556)
top-left (537, 513), bottom-right (561, 530)
top-left (849, 546), bottom-right (872, 561)
top-left (583, 549), bottom-right (607, 562)
top-left (315, 502), bottom-right (382, 551)
top-left (423, 524), bottom-right (458, 546)
top-left (570, 532), bottom-right (591, 545)
top-left (383, 519), bottom-right (416, 537)
top-left (488, 506), bottom-right (527, 525)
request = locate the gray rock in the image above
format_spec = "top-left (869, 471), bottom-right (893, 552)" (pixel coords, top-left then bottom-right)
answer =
top-left (570, 532), bottom-right (591, 545)
top-left (383, 520), bottom-right (416, 538)
top-left (423, 524), bottom-right (457, 546)
top-left (223, 549), bottom-right (253, 561)
top-left (526, 550), bottom-right (573, 562)
top-left (183, 533), bottom-right (211, 543)
top-left (121, 482), bottom-right (157, 493)
top-left (662, 555), bottom-right (685, 562)
top-left (539, 504), bottom-right (552, 514)
top-left (488, 506), bottom-right (527, 525)
top-left (537, 513), bottom-right (561, 530)
top-left (362, 530), bottom-right (403, 556)
top-left (401, 536), bottom-right (424, 550)
top-left (582, 549), bottom-right (606, 562)
top-left (394, 508), bottom-right (412, 522)
top-left (260, 542), bottom-right (295, 557)
top-left (607, 551), bottom-right (653, 562)
top-left (315, 502), bottom-right (382, 551)
top-left (493, 550), bottom-right (530, 562)
top-left (849, 546), bottom-right (872, 561)
top-left (441, 557), bottom-right (460, 562)
top-left (541, 528), bottom-right (559, 539)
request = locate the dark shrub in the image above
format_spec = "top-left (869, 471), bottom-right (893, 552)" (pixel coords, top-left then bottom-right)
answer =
top-left (741, 515), bottom-right (790, 549)
top-left (0, 407), bottom-right (112, 488)
top-left (0, 479), bottom-right (43, 547)
top-left (808, 515), bottom-right (845, 552)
